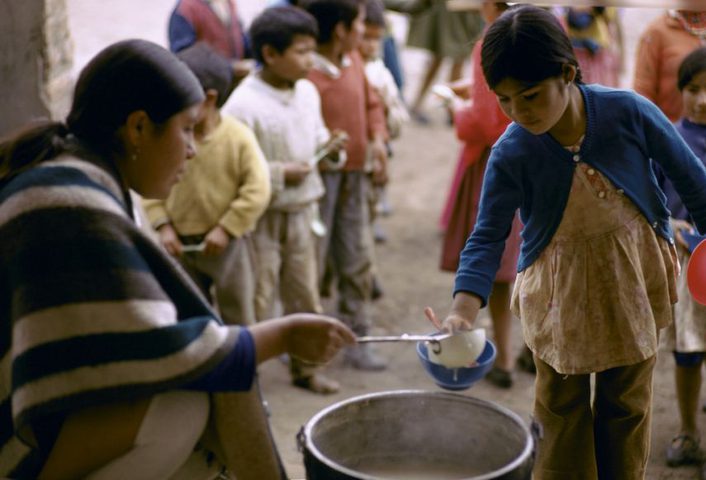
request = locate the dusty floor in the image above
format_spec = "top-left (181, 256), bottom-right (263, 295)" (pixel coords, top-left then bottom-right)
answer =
top-left (65, 2), bottom-right (703, 478)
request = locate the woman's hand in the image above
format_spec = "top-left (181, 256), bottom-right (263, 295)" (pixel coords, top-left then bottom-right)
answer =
top-left (249, 314), bottom-right (356, 365)
top-left (284, 313), bottom-right (357, 365)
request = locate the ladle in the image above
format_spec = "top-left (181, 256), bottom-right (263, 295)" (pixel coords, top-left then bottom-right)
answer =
top-left (357, 333), bottom-right (454, 354)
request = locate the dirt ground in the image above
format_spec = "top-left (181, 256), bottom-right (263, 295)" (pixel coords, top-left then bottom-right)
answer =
top-left (64, 2), bottom-right (701, 478)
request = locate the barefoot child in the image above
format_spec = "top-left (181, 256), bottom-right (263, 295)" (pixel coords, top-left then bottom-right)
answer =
top-left (426, 6), bottom-right (706, 478)
top-left (305, 0), bottom-right (390, 370)
top-left (226, 6), bottom-right (347, 394)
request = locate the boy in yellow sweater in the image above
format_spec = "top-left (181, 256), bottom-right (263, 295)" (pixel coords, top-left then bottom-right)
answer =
top-left (143, 43), bottom-right (270, 326)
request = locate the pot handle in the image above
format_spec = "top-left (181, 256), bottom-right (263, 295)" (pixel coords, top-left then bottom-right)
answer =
top-left (296, 426), bottom-right (306, 453)
top-left (530, 417), bottom-right (543, 463)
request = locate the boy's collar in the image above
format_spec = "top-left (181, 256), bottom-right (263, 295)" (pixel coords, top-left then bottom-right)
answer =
top-left (311, 52), bottom-right (352, 79)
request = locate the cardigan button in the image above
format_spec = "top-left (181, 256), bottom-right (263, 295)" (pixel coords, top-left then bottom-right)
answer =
top-left (598, 191), bottom-right (606, 199)
top-left (587, 168), bottom-right (595, 175)
top-left (572, 154), bottom-right (580, 163)
top-left (652, 221), bottom-right (658, 229)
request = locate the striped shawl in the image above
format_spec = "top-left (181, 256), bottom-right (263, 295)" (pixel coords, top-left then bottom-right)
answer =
top-left (0, 155), bottom-right (241, 478)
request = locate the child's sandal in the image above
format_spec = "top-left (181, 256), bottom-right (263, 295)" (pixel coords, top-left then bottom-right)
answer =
top-left (666, 433), bottom-right (703, 467)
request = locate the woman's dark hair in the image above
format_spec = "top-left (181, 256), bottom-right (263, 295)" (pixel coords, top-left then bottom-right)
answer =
top-left (365, 0), bottom-right (386, 28)
top-left (302, 0), bottom-right (364, 44)
top-left (177, 42), bottom-right (234, 107)
top-left (481, 5), bottom-right (582, 90)
top-left (0, 39), bottom-right (204, 183)
top-left (678, 47), bottom-right (706, 91)
top-left (249, 6), bottom-right (319, 64)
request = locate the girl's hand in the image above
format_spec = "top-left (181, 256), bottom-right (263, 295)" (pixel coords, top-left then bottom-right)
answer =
top-left (157, 223), bottom-right (182, 257)
top-left (284, 314), bottom-right (357, 365)
top-left (424, 292), bottom-right (482, 333)
top-left (671, 218), bottom-right (694, 250)
top-left (203, 225), bottom-right (231, 256)
top-left (424, 307), bottom-right (473, 333)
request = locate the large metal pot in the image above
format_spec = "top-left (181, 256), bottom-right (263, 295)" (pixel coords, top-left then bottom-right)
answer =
top-left (298, 390), bottom-right (533, 480)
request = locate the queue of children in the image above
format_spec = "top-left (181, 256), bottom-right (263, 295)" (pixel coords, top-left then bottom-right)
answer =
top-left (169, 0), bottom-right (397, 389)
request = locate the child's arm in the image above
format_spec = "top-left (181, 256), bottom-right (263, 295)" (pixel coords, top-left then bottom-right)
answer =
top-left (641, 99), bottom-right (706, 233)
top-left (378, 64), bottom-right (409, 139)
top-left (142, 199), bottom-right (183, 256)
top-left (454, 149), bottom-right (523, 306)
top-left (218, 126), bottom-right (271, 239)
top-left (364, 65), bottom-right (389, 184)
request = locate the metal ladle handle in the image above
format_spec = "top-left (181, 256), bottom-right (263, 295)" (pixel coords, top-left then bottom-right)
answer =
top-left (357, 334), bottom-right (447, 354)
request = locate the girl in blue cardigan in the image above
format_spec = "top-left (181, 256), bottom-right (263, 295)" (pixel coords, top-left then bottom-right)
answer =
top-left (426, 6), bottom-right (706, 479)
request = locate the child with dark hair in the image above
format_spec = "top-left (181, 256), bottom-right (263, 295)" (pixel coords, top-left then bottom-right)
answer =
top-left (655, 46), bottom-right (706, 472)
top-left (226, 6), bottom-right (348, 394)
top-left (249, 5), bottom-right (318, 64)
top-left (144, 42), bottom-right (269, 330)
top-left (425, 5), bottom-right (706, 478)
top-left (358, 0), bottom-right (407, 287)
top-left (304, 0), bottom-right (390, 370)
top-left (359, 0), bottom-right (408, 140)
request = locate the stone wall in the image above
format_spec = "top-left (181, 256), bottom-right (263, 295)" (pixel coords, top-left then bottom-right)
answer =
top-left (0, 0), bottom-right (73, 136)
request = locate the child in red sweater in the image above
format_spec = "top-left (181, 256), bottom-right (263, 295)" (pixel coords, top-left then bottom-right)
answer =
top-left (304, 0), bottom-right (389, 370)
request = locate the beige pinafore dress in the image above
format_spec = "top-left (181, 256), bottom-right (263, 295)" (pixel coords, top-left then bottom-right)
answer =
top-left (511, 152), bottom-right (678, 375)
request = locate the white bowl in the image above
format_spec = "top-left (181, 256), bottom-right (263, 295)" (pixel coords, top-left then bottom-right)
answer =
top-left (427, 329), bottom-right (486, 368)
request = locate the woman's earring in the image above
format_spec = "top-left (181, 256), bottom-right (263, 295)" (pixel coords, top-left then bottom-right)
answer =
top-left (132, 147), bottom-right (140, 161)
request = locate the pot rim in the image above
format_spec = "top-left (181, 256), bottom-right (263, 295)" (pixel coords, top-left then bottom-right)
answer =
top-left (301, 389), bottom-right (534, 480)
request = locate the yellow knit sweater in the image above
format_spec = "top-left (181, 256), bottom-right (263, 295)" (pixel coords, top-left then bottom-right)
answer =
top-left (143, 115), bottom-right (270, 237)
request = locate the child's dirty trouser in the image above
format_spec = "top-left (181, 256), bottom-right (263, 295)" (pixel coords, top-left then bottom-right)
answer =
top-left (533, 355), bottom-right (655, 480)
